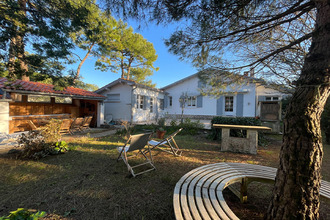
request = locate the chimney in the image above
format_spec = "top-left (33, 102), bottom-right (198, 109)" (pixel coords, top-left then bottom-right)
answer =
top-left (22, 75), bottom-right (30, 81)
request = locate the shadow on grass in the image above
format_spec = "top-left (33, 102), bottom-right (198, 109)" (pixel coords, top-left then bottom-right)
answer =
top-left (0, 142), bottom-right (208, 220)
top-left (0, 133), bottom-right (329, 219)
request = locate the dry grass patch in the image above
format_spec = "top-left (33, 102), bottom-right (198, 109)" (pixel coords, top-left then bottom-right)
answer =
top-left (0, 132), bottom-right (329, 219)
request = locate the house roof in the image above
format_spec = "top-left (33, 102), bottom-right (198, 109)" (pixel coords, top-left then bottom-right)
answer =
top-left (95, 78), bottom-right (163, 93)
top-left (0, 77), bottom-right (105, 100)
top-left (161, 73), bottom-right (199, 90)
top-left (160, 70), bottom-right (267, 90)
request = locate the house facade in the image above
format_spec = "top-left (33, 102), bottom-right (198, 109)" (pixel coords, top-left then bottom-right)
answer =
top-left (161, 73), bottom-right (290, 120)
top-left (95, 78), bottom-right (165, 124)
top-left (162, 74), bottom-right (257, 118)
top-left (0, 77), bottom-right (105, 134)
top-left (96, 74), bottom-right (290, 132)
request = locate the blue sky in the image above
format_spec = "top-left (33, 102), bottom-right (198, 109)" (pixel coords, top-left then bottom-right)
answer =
top-left (76, 21), bottom-right (197, 89)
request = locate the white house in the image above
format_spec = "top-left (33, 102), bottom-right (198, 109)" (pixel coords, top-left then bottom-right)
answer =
top-left (95, 78), bottom-right (165, 124)
top-left (97, 74), bottom-right (290, 132)
top-left (161, 73), bottom-right (290, 130)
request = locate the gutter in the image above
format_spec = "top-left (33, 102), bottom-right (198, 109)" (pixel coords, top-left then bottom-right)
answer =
top-left (1, 89), bottom-right (106, 101)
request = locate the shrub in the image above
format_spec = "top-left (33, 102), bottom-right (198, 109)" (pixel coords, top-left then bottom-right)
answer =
top-left (157, 118), bottom-right (166, 127)
top-left (16, 131), bottom-right (70, 160)
top-left (211, 116), bottom-right (262, 141)
top-left (170, 119), bottom-right (177, 127)
top-left (39, 119), bottom-right (62, 143)
top-left (0, 208), bottom-right (46, 220)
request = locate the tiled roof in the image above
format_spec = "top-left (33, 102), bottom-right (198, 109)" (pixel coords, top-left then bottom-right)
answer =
top-left (0, 78), bottom-right (105, 99)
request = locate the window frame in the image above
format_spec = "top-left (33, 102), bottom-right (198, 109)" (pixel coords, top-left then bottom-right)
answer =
top-left (55, 97), bottom-right (72, 104)
top-left (186, 96), bottom-right (197, 107)
top-left (136, 95), bottom-right (145, 109)
top-left (150, 97), bottom-right (154, 113)
top-left (224, 96), bottom-right (234, 112)
top-left (27, 95), bottom-right (51, 103)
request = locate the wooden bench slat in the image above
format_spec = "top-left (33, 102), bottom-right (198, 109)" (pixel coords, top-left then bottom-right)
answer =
top-left (174, 162), bottom-right (330, 220)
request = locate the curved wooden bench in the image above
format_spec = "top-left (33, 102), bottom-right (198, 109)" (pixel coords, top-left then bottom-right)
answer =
top-left (173, 162), bottom-right (330, 220)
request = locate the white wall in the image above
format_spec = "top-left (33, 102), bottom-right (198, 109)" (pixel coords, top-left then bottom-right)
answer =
top-left (97, 101), bottom-right (104, 127)
top-left (163, 75), bottom-right (257, 117)
top-left (0, 100), bottom-right (10, 134)
top-left (242, 84), bottom-right (256, 117)
top-left (99, 84), bottom-right (132, 122)
top-left (99, 83), bottom-right (165, 123)
top-left (132, 87), bottom-right (164, 123)
top-left (165, 76), bottom-right (217, 115)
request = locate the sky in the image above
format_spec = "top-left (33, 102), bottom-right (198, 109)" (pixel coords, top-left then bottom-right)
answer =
top-left (76, 21), bottom-right (197, 89)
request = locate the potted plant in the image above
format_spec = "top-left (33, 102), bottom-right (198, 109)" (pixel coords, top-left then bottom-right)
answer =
top-left (156, 127), bottom-right (166, 139)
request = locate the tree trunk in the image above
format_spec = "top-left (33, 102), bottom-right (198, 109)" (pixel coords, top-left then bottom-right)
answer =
top-left (8, 36), bottom-right (16, 79)
top-left (266, 1), bottom-right (330, 219)
top-left (120, 58), bottom-right (125, 79)
top-left (17, 0), bottom-right (28, 77)
top-left (75, 43), bottom-right (94, 83)
top-left (8, 0), bottom-right (28, 79)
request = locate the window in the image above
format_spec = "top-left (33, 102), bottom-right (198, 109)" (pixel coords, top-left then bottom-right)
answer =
top-left (136, 95), bottom-right (145, 109)
top-left (150, 98), bottom-right (153, 112)
top-left (225, 96), bottom-right (234, 112)
top-left (107, 94), bottom-right (120, 102)
top-left (187, 96), bottom-right (196, 107)
top-left (169, 96), bottom-right (173, 107)
top-left (55, 97), bottom-right (72, 104)
top-left (265, 96), bottom-right (279, 101)
top-left (159, 98), bottom-right (164, 110)
top-left (12, 94), bottom-right (22, 102)
top-left (28, 95), bottom-right (51, 103)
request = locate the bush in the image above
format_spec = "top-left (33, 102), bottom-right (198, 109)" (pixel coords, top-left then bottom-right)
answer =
top-left (157, 118), bottom-right (166, 127)
top-left (131, 119), bottom-right (204, 137)
top-left (16, 131), bottom-right (70, 160)
top-left (211, 116), bottom-right (262, 141)
top-left (39, 119), bottom-right (62, 143)
top-left (0, 208), bottom-right (46, 220)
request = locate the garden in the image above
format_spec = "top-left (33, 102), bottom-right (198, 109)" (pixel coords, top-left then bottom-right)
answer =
top-left (1, 120), bottom-right (330, 219)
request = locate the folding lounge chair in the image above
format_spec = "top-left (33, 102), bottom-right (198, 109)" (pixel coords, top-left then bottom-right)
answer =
top-left (28, 120), bottom-right (38, 131)
top-left (60, 118), bottom-right (73, 134)
top-left (148, 128), bottom-right (183, 156)
top-left (70, 117), bottom-right (84, 133)
top-left (81, 116), bottom-right (93, 131)
top-left (117, 133), bottom-right (155, 177)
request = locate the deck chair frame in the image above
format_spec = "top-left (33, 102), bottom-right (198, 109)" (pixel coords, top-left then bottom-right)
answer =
top-left (70, 117), bottom-right (84, 133)
top-left (117, 133), bottom-right (155, 177)
top-left (81, 116), bottom-right (93, 131)
top-left (148, 128), bottom-right (183, 156)
top-left (28, 120), bottom-right (38, 131)
top-left (60, 118), bottom-right (73, 134)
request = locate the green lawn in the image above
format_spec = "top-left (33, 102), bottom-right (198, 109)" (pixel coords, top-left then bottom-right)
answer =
top-left (0, 132), bottom-right (329, 219)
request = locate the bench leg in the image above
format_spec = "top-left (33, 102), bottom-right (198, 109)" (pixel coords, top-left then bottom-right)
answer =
top-left (240, 177), bottom-right (248, 203)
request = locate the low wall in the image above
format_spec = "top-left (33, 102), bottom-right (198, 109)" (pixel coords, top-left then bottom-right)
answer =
top-left (0, 100), bottom-right (10, 134)
top-left (165, 114), bottom-right (215, 120)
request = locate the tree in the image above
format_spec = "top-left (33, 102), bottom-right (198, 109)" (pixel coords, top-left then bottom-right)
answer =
top-left (70, 9), bottom-right (118, 83)
top-left (95, 20), bottom-right (158, 82)
top-left (105, 0), bottom-right (330, 218)
top-left (0, 0), bottom-right (96, 82)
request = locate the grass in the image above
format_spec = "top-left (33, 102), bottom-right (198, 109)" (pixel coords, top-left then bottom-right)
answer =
top-left (0, 131), bottom-right (330, 219)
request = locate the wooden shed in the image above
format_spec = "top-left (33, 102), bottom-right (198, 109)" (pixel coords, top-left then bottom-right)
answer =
top-left (0, 78), bottom-right (105, 134)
